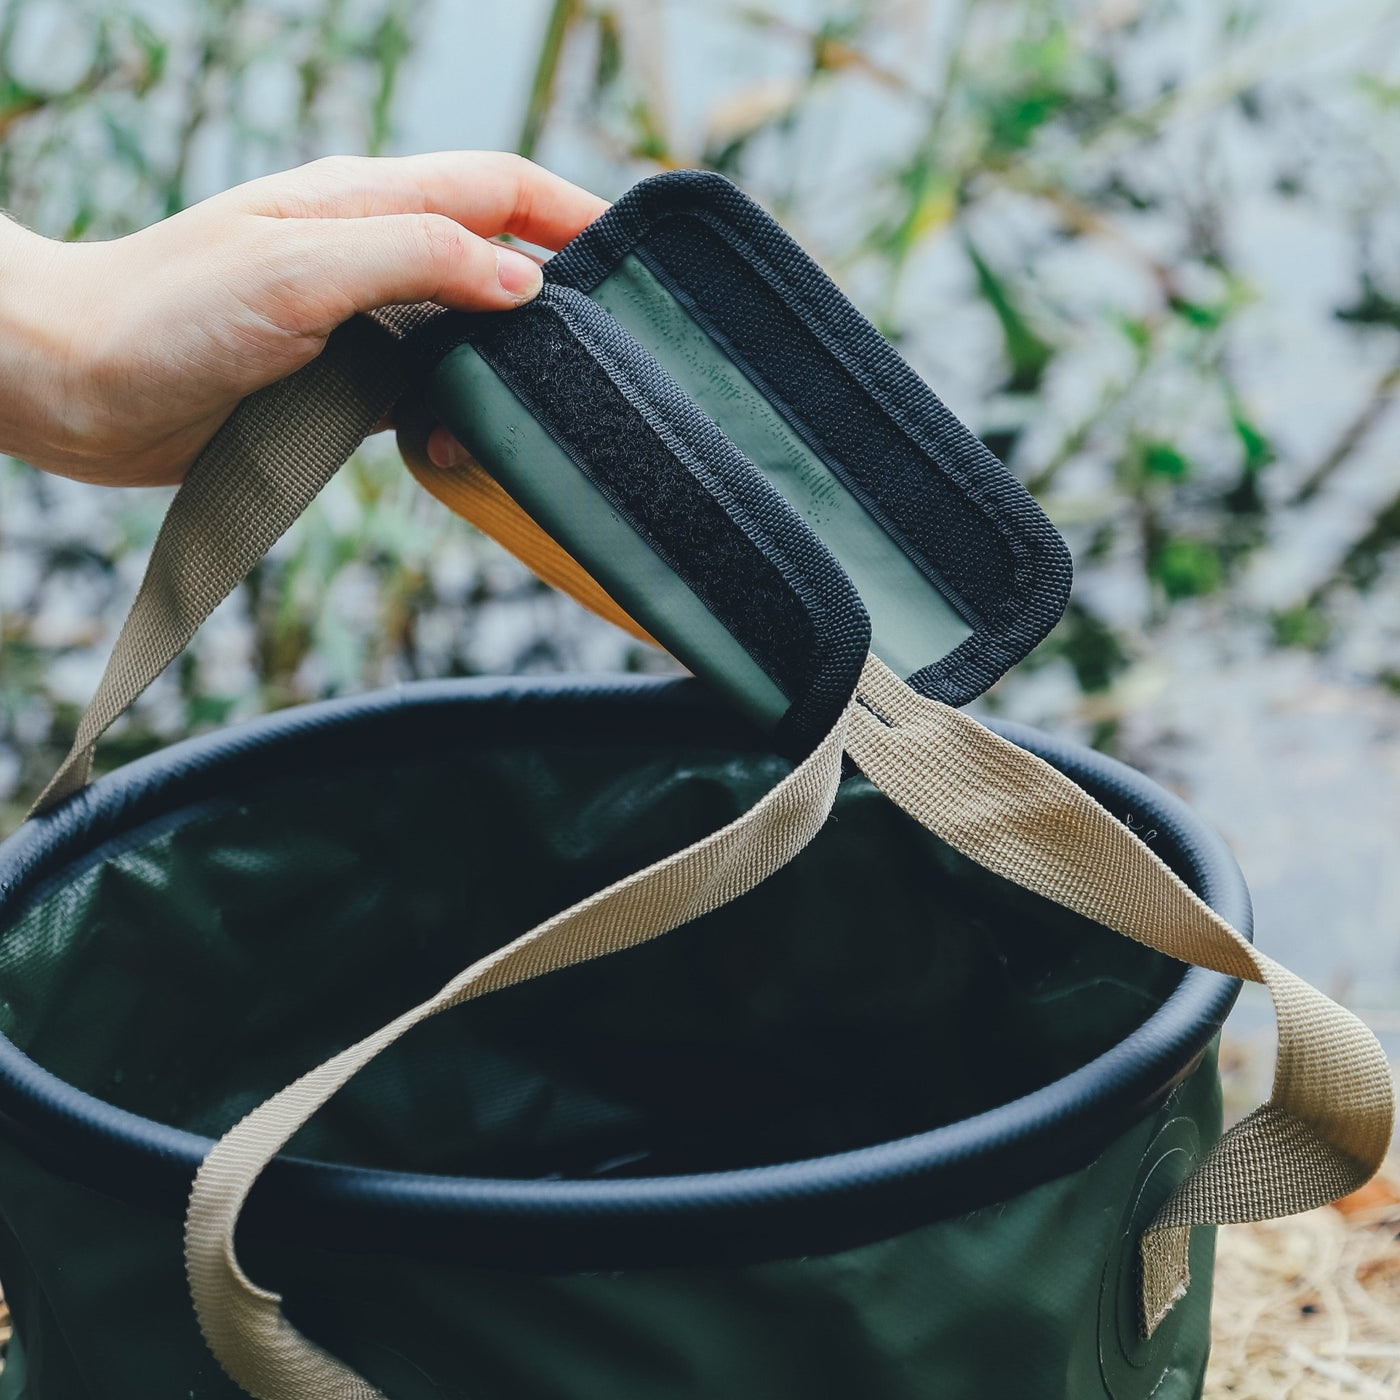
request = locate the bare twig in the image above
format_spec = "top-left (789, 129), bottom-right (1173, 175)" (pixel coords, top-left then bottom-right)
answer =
top-left (1025, 357), bottom-right (1151, 496)
top-left (728, 5), bottom-right (935, 99)
top-left (1292, 355), bottom-right (1400, 505)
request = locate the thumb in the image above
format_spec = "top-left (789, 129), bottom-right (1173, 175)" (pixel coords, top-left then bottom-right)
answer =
top-left (272, 211), bottom-right (545, 332)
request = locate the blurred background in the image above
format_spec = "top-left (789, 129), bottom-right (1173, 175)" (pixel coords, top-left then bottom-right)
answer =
top-left (1, 1), bottom-right (1399, 1070)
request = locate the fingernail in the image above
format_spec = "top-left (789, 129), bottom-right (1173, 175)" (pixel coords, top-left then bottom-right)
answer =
top-left (495, 245), bottom-right (543, 302)
top-left (427, 427), bottom-right (471, 469)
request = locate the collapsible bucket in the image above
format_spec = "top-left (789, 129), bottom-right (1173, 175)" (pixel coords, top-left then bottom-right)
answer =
top-left (1, 675), bottom-right (1244, 1399)
top-left (1, 170), bottom-right (1389, 1399)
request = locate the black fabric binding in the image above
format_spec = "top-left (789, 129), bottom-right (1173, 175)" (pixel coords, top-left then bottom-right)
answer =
top-left (547, 170), bottom-right (1073, 705)
top-left (405, 286), bottom-right (870, 751)
top-left (0, 676), bottom-right (1247, 1269)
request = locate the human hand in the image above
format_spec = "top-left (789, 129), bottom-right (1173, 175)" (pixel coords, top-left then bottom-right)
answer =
top-left (0, 151), bottom-right (607, 487)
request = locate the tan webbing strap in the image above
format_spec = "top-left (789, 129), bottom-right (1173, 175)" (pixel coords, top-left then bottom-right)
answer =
top-left (843, 654), bottom-right (1395, 1334)
top-left (185, 653), bottom-right (1393, 1397)
top-left (28, 308), bottom-right (437, 818)
top-left (29, 307), bottom-right (657, 820)
top-left (184, 701), bottom-right (853, 1400)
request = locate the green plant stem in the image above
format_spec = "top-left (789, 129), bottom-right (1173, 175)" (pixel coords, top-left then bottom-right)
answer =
top-left (518, 0), bottom-right (577, 160)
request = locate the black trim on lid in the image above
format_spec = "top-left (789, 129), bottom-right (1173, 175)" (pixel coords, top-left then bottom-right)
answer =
top-left (0, 676), bottom-right (1247, 1271)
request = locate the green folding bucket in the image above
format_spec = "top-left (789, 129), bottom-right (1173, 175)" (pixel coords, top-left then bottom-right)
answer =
top-left (1, 170), bottom-right (1389, 1400)
top-left (1, 674), bottom-right (1243, 1400)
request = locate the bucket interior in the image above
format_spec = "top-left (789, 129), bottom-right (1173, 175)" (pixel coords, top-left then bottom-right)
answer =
top-left (0, 732), bottom-right (1185, 1180)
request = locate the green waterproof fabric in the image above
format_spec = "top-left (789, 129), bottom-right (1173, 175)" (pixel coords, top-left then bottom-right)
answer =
top-left (0, 735), bottom-right (1219, 1398)
top-left (0, 1052), bottom-right (1218, 1400)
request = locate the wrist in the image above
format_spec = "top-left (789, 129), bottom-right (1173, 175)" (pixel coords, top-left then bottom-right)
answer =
top-left (0, 218), bottom-right (86, 472)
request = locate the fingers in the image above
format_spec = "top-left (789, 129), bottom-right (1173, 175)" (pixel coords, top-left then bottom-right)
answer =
top-left (427, 426), bottom-right (472, 468)
top-left (235, 151), bottom-right (609, 252)
top-left (270, 212), bottom-right (545, 329)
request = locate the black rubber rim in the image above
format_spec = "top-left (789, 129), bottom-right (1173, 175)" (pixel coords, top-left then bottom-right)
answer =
top-left (0, 675), bottom-right (1249, 1269)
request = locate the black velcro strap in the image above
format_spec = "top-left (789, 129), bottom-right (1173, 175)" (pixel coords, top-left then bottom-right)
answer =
top-left (409, 288), bottom-right (870, 752)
